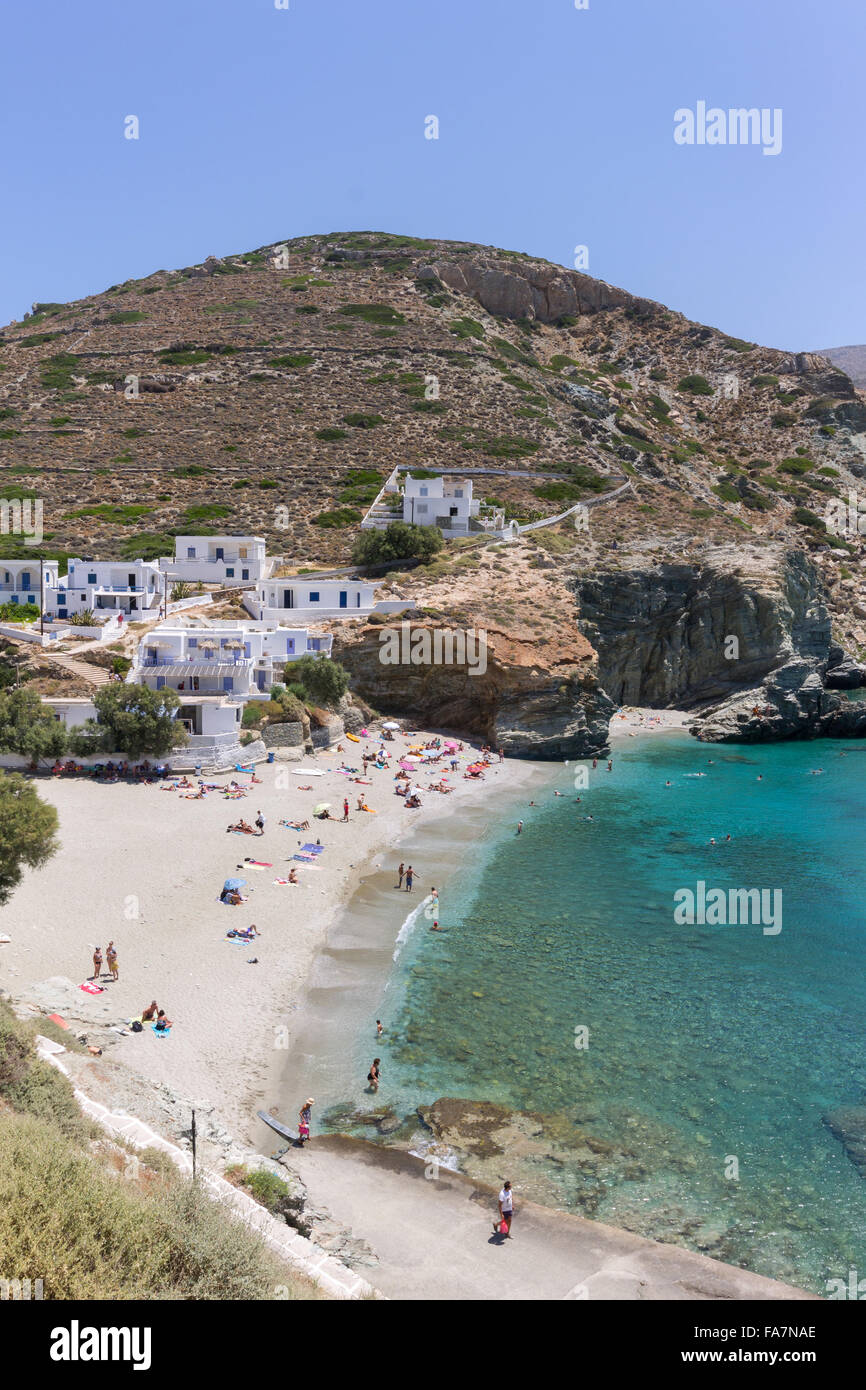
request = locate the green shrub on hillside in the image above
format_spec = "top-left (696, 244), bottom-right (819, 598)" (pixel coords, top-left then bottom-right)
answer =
top-left (312, 508), bottom-right (362, 528)
top-left (338, 303), bottom-right (405, 326)
top-left (268, 354), bottom-right (314, 370)
top-left (677, 374), bottom-right (714, 396)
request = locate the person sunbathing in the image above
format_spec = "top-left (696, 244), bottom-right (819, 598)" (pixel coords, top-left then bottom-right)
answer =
top-left (227, 818), bottom-right (255, 834)
top-left (154, 1010), bottom-right (172, 1032)
top-left (288, 868), bottom-right (299, 883)
top-left (141, 1000), bottom-right (158, 1022)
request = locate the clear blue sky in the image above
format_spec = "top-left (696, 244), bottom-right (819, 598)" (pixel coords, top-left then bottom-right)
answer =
top-left (1, 0), bottom-right (863, 351)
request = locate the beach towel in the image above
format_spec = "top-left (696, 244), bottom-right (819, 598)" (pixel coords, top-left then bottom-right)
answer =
top-left (300, 844), bottom-right (324, 854)
top-left (244, 863), bottom-right (266, 871)
top-left (152, 1025), bottom-right (171, 1038)
top-left (293, 853), bottom-right (316, 862)
top-left (273, 877), bottom-right (290, 885)
top-left (79, 982), bottom-right (104, 995)
top-left (246, 859), bottom-right (273, 867)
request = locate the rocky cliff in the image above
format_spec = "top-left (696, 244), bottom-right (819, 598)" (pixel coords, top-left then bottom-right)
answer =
top-left (330, 618), bottom-right (613, 759)
top-left (573, 546), bottom-right (832, 708)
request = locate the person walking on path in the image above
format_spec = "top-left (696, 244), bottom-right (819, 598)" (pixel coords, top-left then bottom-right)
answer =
top-left (298, 1098), bottom-right (313, 1145)
top-left (497, 1181), bottom-right (514, 1237)
top-left (255, 810), bottom-right (265, 835)
top-left (91, 946), bottom-right (103, 980)
top-left (405, 866), bottom-right (414, 892)
top-left (342, 798), bottom-right (349, 822)
top-left (367, 1058), bottom-right (381, 1093)
top-left (396, 862), bottom-right (405, 889)
top-left (106, 941), bottom-right (119, 981)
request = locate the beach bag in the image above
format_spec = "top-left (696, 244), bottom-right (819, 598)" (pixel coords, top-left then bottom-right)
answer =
top-left (131, 1020), bottom-right (143, 1033)
top-left (500, 1217), bottom-right (510, 1234)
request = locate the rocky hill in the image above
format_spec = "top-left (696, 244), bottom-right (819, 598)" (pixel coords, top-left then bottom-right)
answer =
top-left (2, 232), bottom-right (864, 749)
top-left (821, 345), bottom-right (866, 391)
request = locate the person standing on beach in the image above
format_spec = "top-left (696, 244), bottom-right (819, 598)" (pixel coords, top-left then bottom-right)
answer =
top-left (298, 1098), bottom-right (313, 1145)
top-left (396, 862), bottom-right (405, 889)
top-left (405, 866), bottom-right (414, 892)
top-left (342, 798), bottom-right (349, 822)
top-left (255, 810), bottom-right (265, 835)
top-left (91, 946), bottom-right (103, 980)
top-left (497, 1181), bottom-right (514, 1237)
top-left (106, 941), bottom-right (118, 981)
top-left (367, 1058), bottom-right (381, 1092)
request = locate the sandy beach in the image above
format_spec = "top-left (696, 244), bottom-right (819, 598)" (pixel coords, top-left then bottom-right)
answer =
top-left (0, 733), bottom-right (540, 1139)
top-left (607, 706), bottom-right (692, 738)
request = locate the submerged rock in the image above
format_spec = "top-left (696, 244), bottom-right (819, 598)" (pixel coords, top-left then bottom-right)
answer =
top-left (823, 1105), bottom-right (866, 1176)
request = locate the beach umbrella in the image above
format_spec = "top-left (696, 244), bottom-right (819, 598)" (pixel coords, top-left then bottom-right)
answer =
top-left (383, 721), bottom-right (400, 731)
top-left (313, 802), bottom-right (331, 816)
top-left (402, 753), bottom-right (421, 761)
top-left (223, 639), bottom-right (243, 650)
top-left (223, 877), bottom-right (246, 891)
top-left (422, 749), bottom-right (439, 760)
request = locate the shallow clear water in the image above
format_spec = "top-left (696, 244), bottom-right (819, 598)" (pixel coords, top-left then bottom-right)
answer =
top-left (333, 735), bottom-right (866, 1294)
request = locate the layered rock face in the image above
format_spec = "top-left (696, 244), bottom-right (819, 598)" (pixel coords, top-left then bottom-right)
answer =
top-left (573, 547), bottom-right (832, 709)
top-left (689, 657), bottom-right (866, 743)
top-left (330, 619), bottom-right (613, 759)
top-left (429, 255), bottom-right (657, 325)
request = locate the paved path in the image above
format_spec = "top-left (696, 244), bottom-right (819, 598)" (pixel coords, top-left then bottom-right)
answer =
top-left (281, 1136), bottom-right (817, 1302)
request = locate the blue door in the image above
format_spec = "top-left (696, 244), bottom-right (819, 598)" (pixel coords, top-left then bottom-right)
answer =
top-left (215, 548), bottom-right (224, 561)
top-left (222, 676), bottom-right (233, 692)
top-left (339, 591), bottom-right (347, 608)
top-left (21, 573), bottom-right (30, 591)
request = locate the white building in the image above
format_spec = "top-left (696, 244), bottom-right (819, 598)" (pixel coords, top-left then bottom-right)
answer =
top-left (160, 535), bottom-right (270, 587)
top-left (403, 474), bottom-right (490, 534)
top-left (130, 622), bottom-right (333, 698)
top-left (0, 559), bottom-right (60, 609)
top-left (44, 558), bottom-right (163, 619)
top-left (362, 468), bottom-right (506, 536)
top-left (245, 577), bottom-right (378, 623)
top-left (42, 694), bottom-right (247, 769)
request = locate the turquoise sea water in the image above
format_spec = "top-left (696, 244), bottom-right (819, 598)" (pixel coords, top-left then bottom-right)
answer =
top-left (336, 736), bottom-right (866, 1294)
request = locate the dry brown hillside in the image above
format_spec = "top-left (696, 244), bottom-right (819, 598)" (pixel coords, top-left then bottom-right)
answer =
top-left (1, 231), bottom-right (864, 656)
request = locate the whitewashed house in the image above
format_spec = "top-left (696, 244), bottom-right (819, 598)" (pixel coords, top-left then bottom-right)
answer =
top-left (0, 559), bottom-right (60, 609)
top-left (245, 577), bottom-right (378, 622)
top-left (403, 474), bottom-right (490, 534)
top-left (40, 693), bottom-right (247, 770)
top-left (130, 622), bottom-right (333, 698)
top-left (44, 558), bottom-right (162, 619)
top-left (160, 535), bottom-right (269, 587)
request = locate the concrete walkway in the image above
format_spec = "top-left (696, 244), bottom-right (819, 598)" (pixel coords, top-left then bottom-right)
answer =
top-left (283, 1136), bottom-right (817, 1302)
